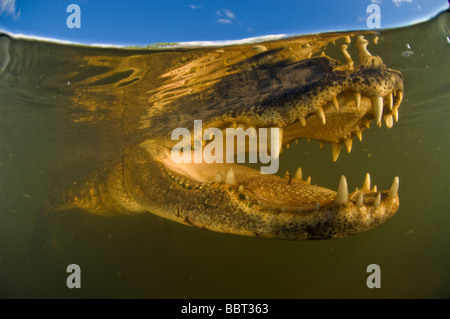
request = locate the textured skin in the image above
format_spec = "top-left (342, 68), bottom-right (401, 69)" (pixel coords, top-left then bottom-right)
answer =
top-left (53, 33), bottom-right (404, 240)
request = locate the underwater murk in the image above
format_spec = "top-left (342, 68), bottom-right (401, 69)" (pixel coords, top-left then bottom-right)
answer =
top-left (0, 10), bottom-right (449, 298)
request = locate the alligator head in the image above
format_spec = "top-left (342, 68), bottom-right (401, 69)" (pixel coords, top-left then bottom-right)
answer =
top-left (56, 33), bottom-right (403, 240)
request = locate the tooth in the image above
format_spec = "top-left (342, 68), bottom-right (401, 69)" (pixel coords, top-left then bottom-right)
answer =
top-left (371, 95), bottom-right (383, 125)
top-left (345, 36), bottom-right (351, 44)
top-left (384, 114), bottom-right (394, 128)
top-left (387, 94), bottom-right (394, 110)
top-left (335, 175), bottom-right (349, 204)
top-left (215, 173), bottom-right (223, 183)
top-left (373, 193), bottom-right (381, 208)
top-left (356, 130), bottom-right (363, 141)
top-left (332, 96), bottom-right (339, 110)
top-left (331, 143), bottom-right (341, 162)
top-left (316, 107), bottom-right (326, 124)
top-left (286, 143), bottom-right (290, 149)
top-left (388, 176), bottom-right (399, 199)
top-left (392, 107), bottom-right (399, 122)
top-left (354, 92), bottom-right (361, 108)
top-left (356, 35), bottom-right (372, 64)
top-left (319, 141), bottom-right (324, 149)
top-left (363, 173), bottom-right (371, 190)
top-left (373, 36), bottom-right (379, 45)
top-left (270, 128), bottom-right (283, 160)
top-left (306, 176), bottom-right (311, 184)
top-left (344, 138), bottom-right (352, 153)
top-left (295, 167), bottom-right (302, 180)
top-left (238, 185), bottom-right (244, 193)
top-left (233, 122), bottom-right (237, 129)
top-left (300, 118), bottom-right (306, 127)
top-left (365, 122), bottom-right (370, 129)
top-left (295, 139), bottom-right (299, 144)
top-left (340, 44), bottom-right (354, 69)
top-left (356, 193), bottom-right (364, 207)
top-left (225, 168), bottom-right (237, 185)
top-left (372, 185), bottom-right (377, 192)
top-left (398, 90), bottom-right (404, 105)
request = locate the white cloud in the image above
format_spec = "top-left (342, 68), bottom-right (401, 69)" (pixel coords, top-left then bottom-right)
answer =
top-left (0, 0), bottom-right (20, 18)
top-left (392, 0), bottom-right (413, 7)
top-left (216, 9), bottom-right (238, 24)
top-left (371, 0), bottom-right (383, 4)
top-left (217, 18), bottom-right (232, 24)
top-left (189, 4), bottom-right (202, 10)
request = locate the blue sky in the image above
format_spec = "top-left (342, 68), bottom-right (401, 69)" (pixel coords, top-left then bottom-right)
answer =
top-left (0, 0), bottom-right (448, 46)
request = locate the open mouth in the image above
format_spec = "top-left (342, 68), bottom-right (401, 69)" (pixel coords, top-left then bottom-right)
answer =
top-left (157, 35), bottom-right (403, 239)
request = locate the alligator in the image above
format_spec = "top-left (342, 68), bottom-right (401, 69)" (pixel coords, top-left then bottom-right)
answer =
top-left (53, 33), bottom-right (403, 240)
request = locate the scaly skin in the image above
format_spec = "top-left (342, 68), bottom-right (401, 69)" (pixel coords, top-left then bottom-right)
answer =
top-left (53, 34), bottom-right (403, 240)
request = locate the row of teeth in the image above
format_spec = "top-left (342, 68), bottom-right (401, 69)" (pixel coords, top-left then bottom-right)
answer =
top-left (313, 89), bottom-right (403, 128)
top-left (212, 168), bottom-right (399, 211)
top-left (195, 88), bottom-right (403, 162)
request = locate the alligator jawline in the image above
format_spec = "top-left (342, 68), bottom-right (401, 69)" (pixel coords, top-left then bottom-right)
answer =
top-left (161, 87), bottom-right (401, 214)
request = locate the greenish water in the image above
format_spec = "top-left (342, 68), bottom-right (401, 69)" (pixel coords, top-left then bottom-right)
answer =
top-left (0, 11), bottom-right (449, 299)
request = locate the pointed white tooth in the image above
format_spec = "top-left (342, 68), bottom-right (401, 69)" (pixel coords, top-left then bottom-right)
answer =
top-left (388, 176), bottom-right (399, 199)
top-left (371, 95), bottom-right (383, 125)
top-left (387, 94), bottom-right (394, 110)
top-left (300, 118), bottom-right (306, 127)
top-left (319, 141), bottom-right (324, 149)
top-left (356, 130), bottom-right (363, 141)
top-left (295, 167), bottom-right (302, 180)
top-left (215, 173), bottom-right (223, 183)
top-left (316, 107), bottom-right (326, 124)
top-left (354, 92), bottom-right (361, 108)
top-left (332, 96), bottom-right (339, 110)
top-left (398, 90), bottom-right (404, 104)
top-left (392, 107), bottom-right (399, 122)
top-left (372, 185), bottom-right (377, 192)
top-left (384, 114), bottom-right (394, 128)
top-left (306, 176), bottom-right (311, 184)
top-left (238, 185), bottom-right (244, 193)
top-left (269, 128), bottom-right (283, 160)
top-left (335, 175), bottom-right (349, 204)
top-left (373, 192), bottom-right (381, 208)
top-left (356, 192), bottom-right (364, 207)
top-left (363, 173), bottom-right (371, 190)
top-left (233, 122), bottom-right (237, 129)
top-left (331, 143), bottom-right (341, 162)
top-left (344, 138), bottom-right (352, 153)
top-left (225, 168), bottom-right (237, 185)
top-left (365, 122), bottom-right (370, 129)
